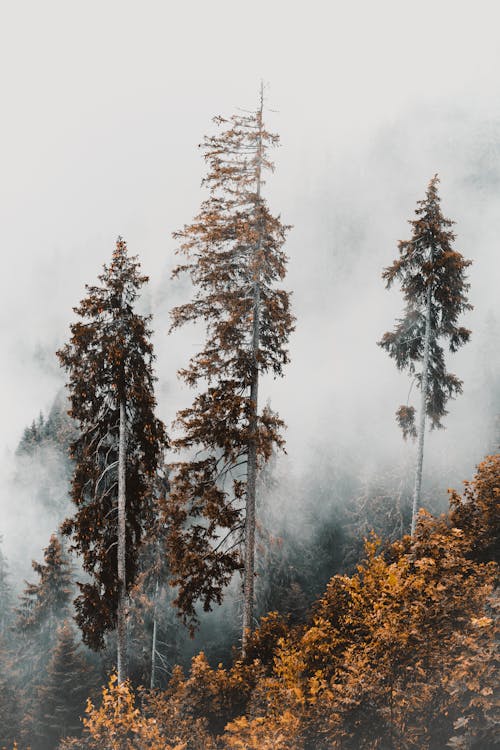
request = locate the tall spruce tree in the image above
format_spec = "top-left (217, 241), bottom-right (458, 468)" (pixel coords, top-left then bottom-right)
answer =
top-left (379, 175), bottom-right (472, 534)
top-left (167, 86), bottom-right (294, 652)
top-left (13, 534), bottom-right (73, 747)
top-left (16, 534), bottom-right (73, 652)
top-left (34, 621), bottom-right (92, 749)
top-left (57, 238), bottom-right (168, 682)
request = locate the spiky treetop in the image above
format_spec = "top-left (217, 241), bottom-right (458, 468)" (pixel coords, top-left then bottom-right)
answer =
top-left (167, 107), bottom-right (294, 626)
top-left (379, 175), bottom-right (472, 436)
top-left (35, 621), bottom-right (91, 746)
top-left (171, 112), bottom-right (292, 386)
top-left (16, 534), bottom-right (73, 633)
top-left (57, 238), bottom-right (168, 650)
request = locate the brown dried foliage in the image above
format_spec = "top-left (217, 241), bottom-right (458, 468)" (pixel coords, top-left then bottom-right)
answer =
top-left (166, 105), bottom-right (294, 626)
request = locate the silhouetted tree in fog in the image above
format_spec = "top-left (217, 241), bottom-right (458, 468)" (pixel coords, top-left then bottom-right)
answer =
top-left (379, 175), bottom-right (472, 533)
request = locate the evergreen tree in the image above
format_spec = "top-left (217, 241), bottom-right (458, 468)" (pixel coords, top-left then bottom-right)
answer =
top-left (13, 534), bottom-right (73, 747)
top-left (167, 86), bottom-right (294, 651)
top-left (0, 536), bottom-right (14, 636)
top-left (35, 621), bottom-right (92, 749)
top-left (127, 469), bottom-right (183, 689)
top-left (0, 638), bottom-right (20, 748)
top-left (379, 175), bottom-right (472, 533)
top-left (57, 238), bottom-right (168, 682)
top-left (16, 534), bottom-right (73, 654)
top-left (16, 394), bottom-right (76, 460)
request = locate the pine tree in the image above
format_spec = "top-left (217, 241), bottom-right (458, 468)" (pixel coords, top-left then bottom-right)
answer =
top-left (127, 469), bottom-right (181, 689)
top-left (379, 175), bottom-right (472, 533)
top-left (167, 85), bottom-right (294, 652)
top-left (0, 536), bottom-right (14, 636)
top-left (0, 636), bottom-right (20, 748)
top-left (0, 690), bottom-right (19, 748)
top-left (34, 621), bottom-right (92, 749)
top-left (57, 238), bottom-right (168, 682)
top-left (12, 534), bottom-right (74, 747)
top-left (16, 534), bottom-right (73, 655)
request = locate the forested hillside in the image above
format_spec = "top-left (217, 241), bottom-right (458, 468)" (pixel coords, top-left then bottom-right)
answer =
top-left (0, 116), bottom-right (498, 748)
top-left (2, 4), bottom-right (500, 749)
top-left (2, 454), bottom-right (497, 748)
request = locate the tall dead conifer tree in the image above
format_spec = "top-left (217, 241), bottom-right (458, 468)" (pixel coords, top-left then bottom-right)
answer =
top-left (167, 86), bottom-right (294, 652)
top-left (58, 238), bottom-right (168, 681)
top-left (379, 175), bottom-right (472, 534)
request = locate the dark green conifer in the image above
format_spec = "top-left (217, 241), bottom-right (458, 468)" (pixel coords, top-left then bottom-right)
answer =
top-left (34, 621), bottom-right (92, 749)
top-left (0, 536), bottom-right (14, 636)
top-left (16, 533), bottom-right (73, 666)
top-left (379, 175), bottom-right (472, 533)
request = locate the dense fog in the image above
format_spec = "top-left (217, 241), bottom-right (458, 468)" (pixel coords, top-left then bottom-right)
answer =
top-left (1, 0), bottom-right (499, 583)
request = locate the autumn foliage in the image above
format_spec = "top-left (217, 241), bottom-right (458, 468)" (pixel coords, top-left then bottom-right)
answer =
top-left (58, 674), bottom-right (186, 750)
top-left (57, 239), bottom-right (168, 654)
top-left (166, 95), bottom-right (294, 643)
top-left (59, 455), bottom-right (499, 749)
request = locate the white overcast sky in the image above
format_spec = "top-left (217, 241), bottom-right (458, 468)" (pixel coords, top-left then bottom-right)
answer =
top-left (1, 0), bottom-right (500, 483)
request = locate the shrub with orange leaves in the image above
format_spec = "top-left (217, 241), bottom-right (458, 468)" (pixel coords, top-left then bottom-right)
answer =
top-left (224, 709), bottom-right (303, 750)
top-left (61, 455), bottom-right (500, 750)
top-left (59, 674), bottom-right (186, 750)
top-left (449, 454), bottom-right (500, 564)
top-left (239, 611), bottom-right (290, 670)
top-left (220, 456), bottom-right (498, 749)
top-left (153, 652), bottom-right (262, 739)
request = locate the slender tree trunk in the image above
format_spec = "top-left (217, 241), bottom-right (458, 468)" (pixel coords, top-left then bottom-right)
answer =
top-left (411, 285), bottom-right (432, 535)
top-left (117, 399), bottom-right (127, 682)
top-left (150, 578), bottom-right (159, 689)
top-left (242, 305), bottom-right (259, 653)
top-left (242, 84), bottom-right (264, 655)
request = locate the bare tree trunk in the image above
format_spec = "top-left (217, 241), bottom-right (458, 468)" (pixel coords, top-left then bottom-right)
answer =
top-left (242, 83), bottom-right (264, 656)
top-left (117, 399), bottom-right (127, 682)
top-left (242, 310), bottom-right (259, 653)
top-left (411, 285), bottom-right (432, 535)
top-left (150, 578), bottom-right (159, 689)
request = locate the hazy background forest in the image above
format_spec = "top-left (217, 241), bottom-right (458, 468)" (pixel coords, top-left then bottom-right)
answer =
top-left (2, 0), bottom-right (499, 582)
top-left (0, 1), bottom-right (499, 747)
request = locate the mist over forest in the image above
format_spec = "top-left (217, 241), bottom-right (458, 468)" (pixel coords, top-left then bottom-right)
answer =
top-left (3, 103), bottom-right (499, 582)
top-left (0, 2), bottom-right (499, 749)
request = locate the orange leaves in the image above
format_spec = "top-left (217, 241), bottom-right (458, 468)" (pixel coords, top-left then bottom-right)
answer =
top-left (395, 404), bottom-right (417, 440)
top-left (66, 453), bottom-right (499, 750)
top-left (168, 98), bottom-right (293, 634)
top-left (449, 454), bottom-right (500, 564)
top-left (471, 616), bottom-right (492, 628)
top-left (80, 674), bottom-right (187, 750)
top-left (224, 711), bottom-right (302, 750)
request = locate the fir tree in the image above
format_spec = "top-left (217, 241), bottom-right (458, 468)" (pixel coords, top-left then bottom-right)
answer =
top-left (379, 175), bottom-right (472, 533)
top-left (13, 534), bottom-right (74, 747)
top-left (34, 621), bottom-right (92, 749)
top-left (16, 534), bottom-right (73, 651)
top-left (0, 536), bottom-right (14, 636)
top-left (0, 636), bottom-right (20, 748)
top-left (167, 85), bottom-right (294, 652)
top-left (57, 238), bottom-right (168, 682)
top-left (127, 469), bottom-right (182, 689)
